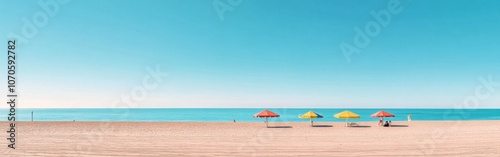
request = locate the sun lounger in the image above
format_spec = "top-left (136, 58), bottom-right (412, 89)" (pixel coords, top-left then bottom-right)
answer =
top-left (348, 122), bottom-right (359, 127)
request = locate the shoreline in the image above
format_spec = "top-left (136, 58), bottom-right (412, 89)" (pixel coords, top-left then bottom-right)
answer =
top-left (4, 119), bottom-right (500, 123)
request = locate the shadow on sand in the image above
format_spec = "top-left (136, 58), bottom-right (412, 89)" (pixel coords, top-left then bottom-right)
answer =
top-left (349, 125), bottom-right (372, 128)
top-left (388, 125), bottom-right (409, 127)
top-left (312, 125), bottom-right (333, 127)
top-left (267, 126), bottom-right (293, 128)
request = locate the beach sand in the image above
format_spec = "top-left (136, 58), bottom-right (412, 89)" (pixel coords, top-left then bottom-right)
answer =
top-left (2, 121), bottom-right (499, 156)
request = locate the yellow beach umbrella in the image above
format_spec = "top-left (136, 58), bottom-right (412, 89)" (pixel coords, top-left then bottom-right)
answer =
top-left (299, 111), bottom-right (323, 127)
top-left (334, 110), bottom-right (360, 127)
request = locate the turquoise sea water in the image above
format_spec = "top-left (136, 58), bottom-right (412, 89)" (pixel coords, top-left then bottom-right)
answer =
top-left (1, 108), bottom-right (500, 122)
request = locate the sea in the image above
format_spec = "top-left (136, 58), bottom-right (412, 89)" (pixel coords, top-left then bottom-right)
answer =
top-left (1, 108), bottom-right (500, 122)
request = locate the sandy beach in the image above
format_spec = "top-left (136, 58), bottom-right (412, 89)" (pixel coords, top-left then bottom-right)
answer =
top-left (2, 121), bottom-right (500, 156)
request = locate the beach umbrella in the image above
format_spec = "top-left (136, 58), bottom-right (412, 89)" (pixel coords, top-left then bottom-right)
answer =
top-left (334, 110), bottom-right (360, 127)
top-left (371, 110), bottom-right (395, 125)
top-left (299, 111), bottom-right (324, 127)
top-left (371, 110), bottom-right (395, 118)
top-left (253, 110), bottom-right (280, 128)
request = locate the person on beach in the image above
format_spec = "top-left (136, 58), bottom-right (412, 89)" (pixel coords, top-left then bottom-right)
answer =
top-left (233, 119), bottom-right (236, 123)
top-left (389, 121), bottom-right (392, 127)
top-left (379, 118), bottom-right (383, 126)
top-left (383, 121), bottom-right (389, 127)
top-left (408, 114), bottom-right (412, 121)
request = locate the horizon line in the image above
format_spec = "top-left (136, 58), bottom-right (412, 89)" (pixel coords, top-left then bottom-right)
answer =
top-left (2, 107), bottom-right (500, 109)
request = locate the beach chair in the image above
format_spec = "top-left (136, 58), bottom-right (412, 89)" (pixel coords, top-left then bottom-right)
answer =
top-left (348, 122), bottom-right (359, 127)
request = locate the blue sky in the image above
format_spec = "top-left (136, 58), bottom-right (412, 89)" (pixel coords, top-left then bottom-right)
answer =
top-left (1, 0), bottom-right (499, 108)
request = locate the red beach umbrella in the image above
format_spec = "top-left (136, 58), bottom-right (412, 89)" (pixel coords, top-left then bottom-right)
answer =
top-left (371, 110), bottom-right (395, 118)
top-left (371, 110), bottom-right (395, 125)
top-left (254, 110), bottom-right (280, 128)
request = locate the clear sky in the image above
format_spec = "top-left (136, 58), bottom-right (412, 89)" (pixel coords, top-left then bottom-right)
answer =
top-left (1, 0), bottom-right (499, 108)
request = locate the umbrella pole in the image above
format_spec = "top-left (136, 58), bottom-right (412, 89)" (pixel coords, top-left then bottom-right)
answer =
top-left (266, 117), bottom-right (268, 128)
top-left (310, 118), bottom-right (312, 127)
top-left (345, 118), bottom-right (348, 127)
